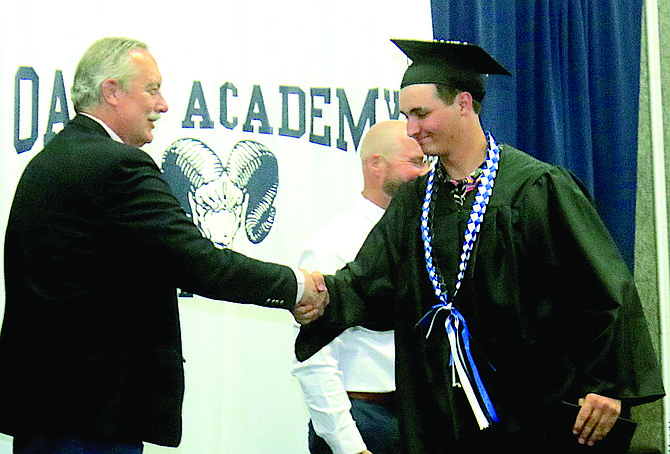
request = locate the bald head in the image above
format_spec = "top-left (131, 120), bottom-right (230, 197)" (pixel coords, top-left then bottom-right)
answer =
top-left (359, 120), bottom-right (429, 208)
top-left (360, 120), bottom-right (417, 163)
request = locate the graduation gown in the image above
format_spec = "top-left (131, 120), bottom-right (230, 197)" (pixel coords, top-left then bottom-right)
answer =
top-left (296, 145), bottom-right (664, 453)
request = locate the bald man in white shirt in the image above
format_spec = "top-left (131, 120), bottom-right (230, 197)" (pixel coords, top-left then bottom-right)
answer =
top-left (293, 120), bottom-right (429, 454)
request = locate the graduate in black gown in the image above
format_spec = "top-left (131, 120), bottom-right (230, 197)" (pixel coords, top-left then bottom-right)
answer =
top-left (295, 39), bottom-right (664, 454)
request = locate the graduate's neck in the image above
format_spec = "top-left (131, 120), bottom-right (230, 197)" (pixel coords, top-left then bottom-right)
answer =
top-left (439, 130), bottom-right (488, 180)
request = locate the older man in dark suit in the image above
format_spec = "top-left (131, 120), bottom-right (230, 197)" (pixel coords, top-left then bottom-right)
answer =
top-left (0, 37), bottom-right (326, 454)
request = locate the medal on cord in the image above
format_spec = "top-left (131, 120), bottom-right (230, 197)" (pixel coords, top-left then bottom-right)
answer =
top-left (418, 132), bottom-right (500, 430)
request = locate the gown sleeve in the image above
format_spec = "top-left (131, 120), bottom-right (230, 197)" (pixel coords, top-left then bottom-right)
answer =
top-left (515, 166), bottom-right (664, 405)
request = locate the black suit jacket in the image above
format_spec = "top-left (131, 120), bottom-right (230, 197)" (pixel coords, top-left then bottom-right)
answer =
top-left (0, 115), bottom-right (297, 446)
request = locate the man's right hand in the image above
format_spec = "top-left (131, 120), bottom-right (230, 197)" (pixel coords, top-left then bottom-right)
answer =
top-left (292, 270), bottom-right (329, 325)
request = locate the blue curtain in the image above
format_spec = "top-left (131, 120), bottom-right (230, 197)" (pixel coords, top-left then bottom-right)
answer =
top-left (430, 0), bottom-right (643, 269)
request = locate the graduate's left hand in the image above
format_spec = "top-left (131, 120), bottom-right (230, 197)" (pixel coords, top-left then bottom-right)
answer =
top-left (573, 393), bottom-right (621, 446)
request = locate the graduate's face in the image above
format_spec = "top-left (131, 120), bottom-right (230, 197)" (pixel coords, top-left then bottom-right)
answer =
top-left (400, 83), bottom-right (460, 157)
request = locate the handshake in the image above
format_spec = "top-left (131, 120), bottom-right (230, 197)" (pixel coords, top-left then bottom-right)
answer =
top-left (292, 270), bottom-right (329, 325)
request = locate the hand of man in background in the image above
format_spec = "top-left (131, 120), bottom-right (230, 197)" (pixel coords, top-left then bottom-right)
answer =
top-left (292, 270), bottom-right (328, 325)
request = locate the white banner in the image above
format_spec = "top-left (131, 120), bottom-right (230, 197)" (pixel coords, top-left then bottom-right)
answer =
top-left (0, 1), bottom-right (432, 452)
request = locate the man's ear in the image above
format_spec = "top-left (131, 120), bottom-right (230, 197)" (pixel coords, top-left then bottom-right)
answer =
top-left (457, 91), bottom-right (474, 113)
top-left (100, 78), bottom-right (121, 106)
top-left (366, 154), bottom-right (387, 174)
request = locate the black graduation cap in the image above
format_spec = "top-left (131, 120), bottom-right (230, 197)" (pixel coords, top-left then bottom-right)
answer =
top-left (391, 38), bottom-right (511, 102)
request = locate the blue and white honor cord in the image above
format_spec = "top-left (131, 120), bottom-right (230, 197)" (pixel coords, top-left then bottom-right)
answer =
top-left (418, 132), bottom-right (501, 430)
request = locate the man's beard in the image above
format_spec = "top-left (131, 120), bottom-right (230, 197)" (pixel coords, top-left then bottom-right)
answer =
top-left (382, 176), bottom-right (405, 197)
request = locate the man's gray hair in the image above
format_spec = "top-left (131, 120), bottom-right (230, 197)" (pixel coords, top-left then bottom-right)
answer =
top-left (71, 37), bottom-right (149, 112)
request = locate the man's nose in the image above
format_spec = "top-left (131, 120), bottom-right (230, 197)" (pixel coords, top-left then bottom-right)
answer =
top-left (157, 94), bottom-right (168, 113)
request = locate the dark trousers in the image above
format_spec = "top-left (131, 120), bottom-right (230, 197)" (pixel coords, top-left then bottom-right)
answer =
top-left (13, 436), bottom-right (143, 454)
top-left (308, 398), bottom-right (399, 454)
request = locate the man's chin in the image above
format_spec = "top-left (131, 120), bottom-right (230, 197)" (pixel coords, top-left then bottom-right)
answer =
top-left (140, 133), bottom-right (154, 146)
top-left (122, 132), bottom-right (153, 148)
top-left (418, 141), bottom-right (433, 154)
top-left (421, 148), bottom-right (438, 157)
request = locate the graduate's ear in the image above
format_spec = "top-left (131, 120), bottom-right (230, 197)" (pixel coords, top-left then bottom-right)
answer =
top-left (456, 91), bottom-right (474, 113)
top-left (100, 78), bottom-right (122, 106)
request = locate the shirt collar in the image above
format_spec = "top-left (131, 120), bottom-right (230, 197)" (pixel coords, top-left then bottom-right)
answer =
top-left (356, 193), bottom-right (386, 224)
top-left (436, 161), bottom-right (485, 206)
top-left (80, 113), bottom-right (124, 143)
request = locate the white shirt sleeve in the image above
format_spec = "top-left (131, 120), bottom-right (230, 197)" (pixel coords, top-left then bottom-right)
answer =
top-left (293, 267), bottom-right (305, 303)
top-left (292, 197), bottom-right (387, 454)
top-left (292, 338), bottom-right (367, 454)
